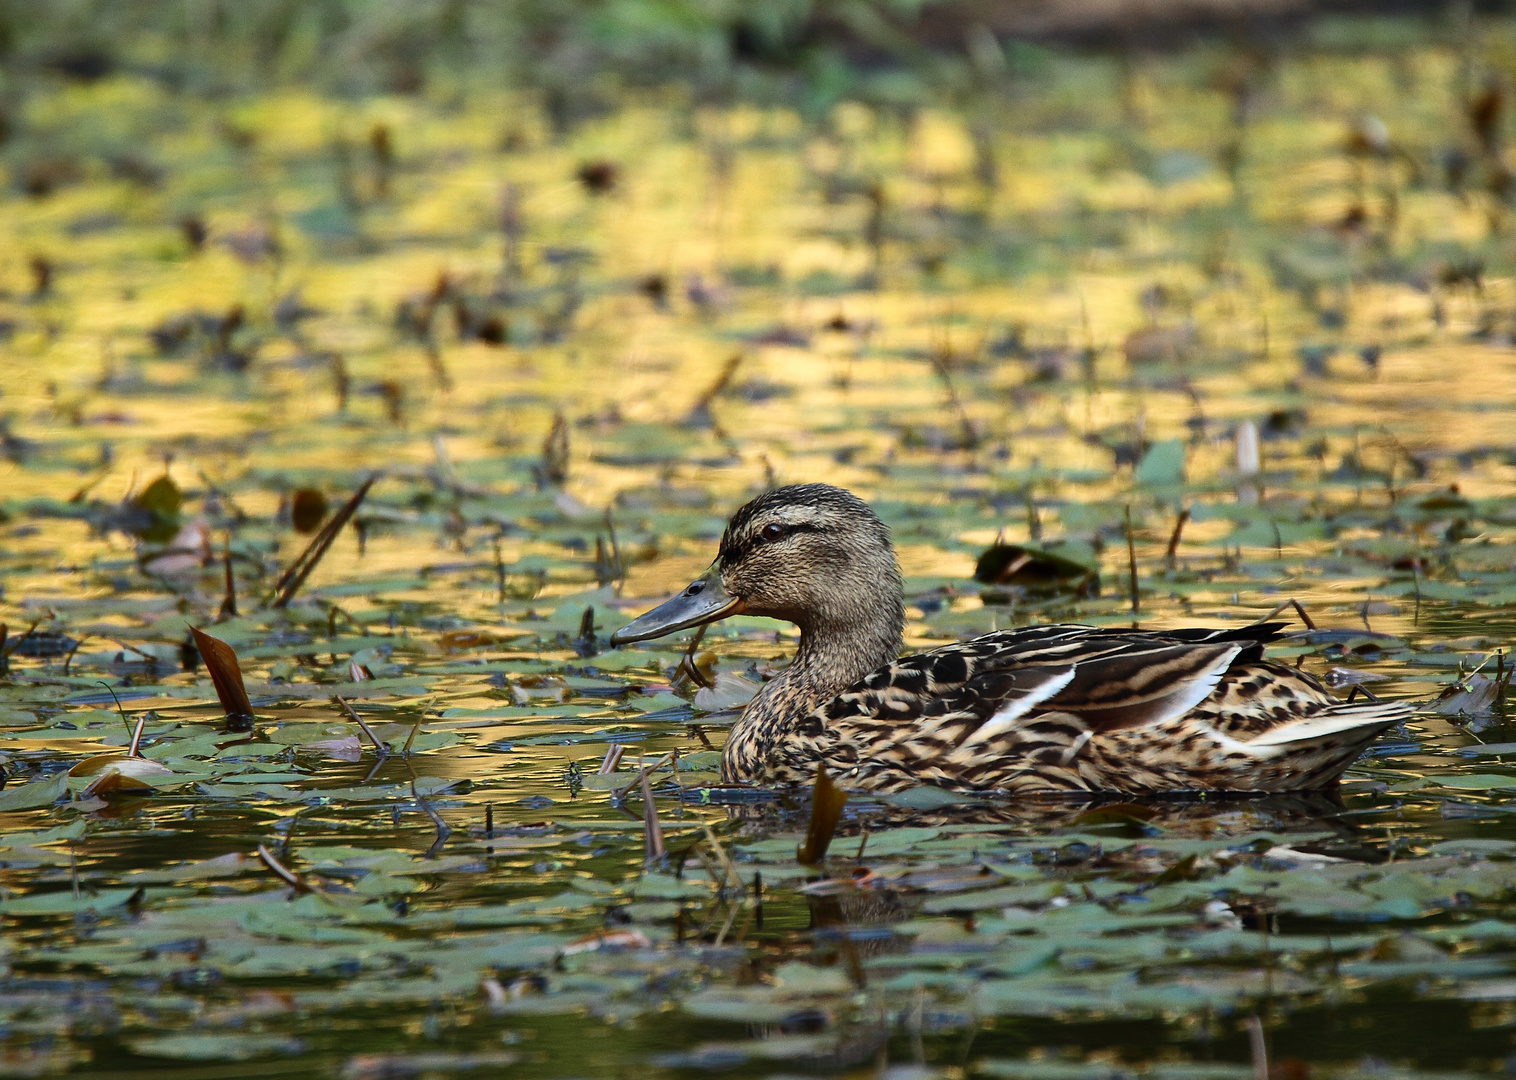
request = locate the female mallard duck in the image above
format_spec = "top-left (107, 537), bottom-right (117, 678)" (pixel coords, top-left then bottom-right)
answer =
top-left (610, 484), bottom-right (1411, 795)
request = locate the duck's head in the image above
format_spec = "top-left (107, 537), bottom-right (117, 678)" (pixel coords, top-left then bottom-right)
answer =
top-left (610, 483), bottom-right (903, 646)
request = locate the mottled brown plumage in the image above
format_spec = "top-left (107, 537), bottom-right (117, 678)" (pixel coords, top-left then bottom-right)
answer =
top-left (611, 484), bottom-right (1412, 795)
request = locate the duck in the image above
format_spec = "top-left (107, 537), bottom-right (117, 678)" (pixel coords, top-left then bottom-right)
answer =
top-left (609, 483), bottom-right (1412, 795)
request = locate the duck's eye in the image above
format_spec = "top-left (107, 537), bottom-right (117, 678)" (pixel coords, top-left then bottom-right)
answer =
top-left (760, 523), bottom-right (787, 542)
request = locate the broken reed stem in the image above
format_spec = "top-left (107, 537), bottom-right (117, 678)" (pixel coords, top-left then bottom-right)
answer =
top-left (712, 895), bottom-right (741, 947)
top-left (1245, 1015), bottom-right (1268, 1080)
top-left (691, 844), bottom-right (725, 891)
top-left (604, 510), bottom-right (622, 586)
top-left (640, 770), bottom-right (666, 865)
top-left (596, 744), bottom-right (625, 775)
top-left (1497, 649), bottom-right (1514, 722)
top-left (425, 343), bottom-right (452, 392)
top-left (701, 824), bottom-right (746, 896)
top-left (2, 621), bottom-right (39, 659)
top-left (221, 536), bottom-right (237, 618)
top-left (280, 807), bottom-right (303, 860)
top-left (1257, 597), bottom-right (1317, 631)
top-left (61, 635), bottom-right (86, 676)
top-left (127, 712), bottom-right (148, 758)
top-left (927, 351), bottom-right (977, 450)
top-left (270, 475), bottom-right (376, 608)
top-left (1124, 505), bottom-right (1139, 616)
top-left (692, 353), bottom-right (741, 414)
top-left (256, 843), bottom-right (311, 893)
top-left (335, 695), bottom-right (388, 755)
top-left (412, 780), bottom-right (452, 857)
top-left (611, 752), bottom-right (674, 800)
top-left (1165, 507), bottom-right (1190, 568)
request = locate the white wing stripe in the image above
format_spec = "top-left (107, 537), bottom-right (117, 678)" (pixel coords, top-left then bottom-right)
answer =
top-left (1133, 645), bottom-right (1243, 727)
top-left (960, 667), bottom-right (1078, 747)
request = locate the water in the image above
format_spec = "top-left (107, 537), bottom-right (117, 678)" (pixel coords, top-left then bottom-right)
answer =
top-left (3, 25), bottom-right (1516, 1077)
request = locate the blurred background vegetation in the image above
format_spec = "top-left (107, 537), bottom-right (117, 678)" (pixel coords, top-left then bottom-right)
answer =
top-left (0, 1), bottom-right (1477, 121)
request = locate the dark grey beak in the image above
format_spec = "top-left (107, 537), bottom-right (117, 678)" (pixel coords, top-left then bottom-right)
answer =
top-left (609, 563), bottom-right (744, 646)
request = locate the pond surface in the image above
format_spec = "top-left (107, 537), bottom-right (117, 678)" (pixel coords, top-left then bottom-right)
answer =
top-left (5, 25), bottom-right (1516, 1078)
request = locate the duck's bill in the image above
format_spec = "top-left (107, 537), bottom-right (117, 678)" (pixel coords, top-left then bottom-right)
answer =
top-left (609, 565), bottom-right (744, 645)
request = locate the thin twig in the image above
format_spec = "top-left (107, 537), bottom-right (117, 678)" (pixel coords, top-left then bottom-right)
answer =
top-left (412, 780), bottom-right (452, 858)
top-left (256, 843), bottom-right (311, 893)
top-left (280, 807), bottom-right (304, 861)
top-left (2, 621), bottom-right (40, 659)
top-left (604, 510), bottom-right (623, 588)
top-left (927, 346), bottom-right (978, 450)
top-left (641, 771), bottom-right (666, 864)
top-left (1124, 505), bottom-right (1139, 617)
top-left (1165, 507), bottom-right (1190, 568)
top-left (221, 536), bottom-right (237, 618)
top-left (611, 752), bottom-right (674, 800)
top-left (62, 635), bottom-right (87, 676)
top-left (701, 824), bottom-right (746, 897)
top-left (1257, 597), bottom-right (1317, 631)
top-left (334, 695), bottom-right (388, 755)
top-left (712, 896), bottom-right (740, 947)
top-left (691, 844), bottom-right (726, 890)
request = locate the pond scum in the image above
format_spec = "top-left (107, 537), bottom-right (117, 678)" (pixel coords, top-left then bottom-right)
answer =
top-left (10, 6), bottom-right (1516, 1078)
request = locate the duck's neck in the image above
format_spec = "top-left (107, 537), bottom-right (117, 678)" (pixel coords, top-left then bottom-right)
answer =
top-left (722, 601), bottom-right (904, 782)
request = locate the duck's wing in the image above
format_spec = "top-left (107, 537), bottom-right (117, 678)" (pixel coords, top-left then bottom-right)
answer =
top-left (819, 623), bottom-right (1281, 740)
top-left (804, 623), bottom-right (1399, 789)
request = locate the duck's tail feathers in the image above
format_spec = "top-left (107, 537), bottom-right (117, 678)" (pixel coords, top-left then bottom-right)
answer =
top-left (1165, 622), bottom-right (1288, 662)
top-left (1246, 700), bottom-right (1412, 750)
